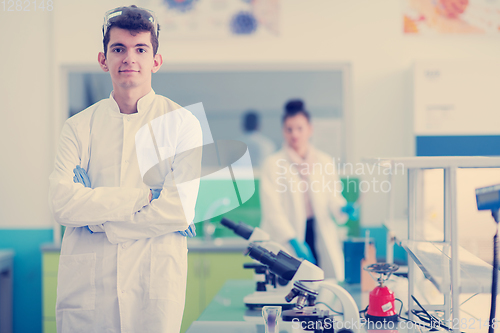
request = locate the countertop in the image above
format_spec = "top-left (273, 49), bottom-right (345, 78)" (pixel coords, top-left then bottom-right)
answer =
top-left (41, 237), bottom-right (249, 253)
top-left (187, 280), bottom-right (424, 333)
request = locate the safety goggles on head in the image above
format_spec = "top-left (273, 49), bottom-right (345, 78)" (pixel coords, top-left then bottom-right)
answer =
top-left (102, 5), bottom-right (159, 38)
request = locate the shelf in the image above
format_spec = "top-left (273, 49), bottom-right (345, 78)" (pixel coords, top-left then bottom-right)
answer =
top-left (364, 156), bottom-right (500, 170)
top-left (384, 219), bottom-right (444, 244)
top-left (376, 155), bottom-right (500, 332)
top-left (401, 240), bottom-right (496, 294)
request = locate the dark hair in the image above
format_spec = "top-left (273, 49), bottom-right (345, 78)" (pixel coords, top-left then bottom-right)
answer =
top-left (243, 111), bottom-right (259, 132)
top-left (282, 99), bottom-right (311, 123)
top-left (103, 5), bottom-right (160, 58)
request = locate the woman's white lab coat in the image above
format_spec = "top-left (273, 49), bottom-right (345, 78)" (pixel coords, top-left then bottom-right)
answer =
top-left (48, 90), bottom-right (202, 333)
top-left (259, 148), bottom-right (348, 281)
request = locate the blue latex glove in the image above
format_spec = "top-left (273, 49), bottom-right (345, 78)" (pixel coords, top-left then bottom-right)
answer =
top-left (150, 189), bottom-right (195, 237)
top-left (289, 238), bottom-right (316, 264)
top-left (341, 202), bottom-right (360, 221)
top-left (72, 165), bottom-right (94, 233)
top-left (150, 188), bottom-right (162, 201)
top-left (73, 165), bottom-right (91, 188)
top-left (178, 224), bottom-right (196, 237)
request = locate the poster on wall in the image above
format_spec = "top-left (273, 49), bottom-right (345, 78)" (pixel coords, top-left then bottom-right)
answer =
top-left (143, 0), bottom-right (280, 39)
top-left (414, 60), bottom-right (500, 135)
top-left (403, 0), bottom-right (500, 34)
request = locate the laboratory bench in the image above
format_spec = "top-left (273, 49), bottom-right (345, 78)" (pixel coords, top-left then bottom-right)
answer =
top-left (186, 279), bottom-right (453, 333)
top-left (40, 238), bottom-right (254, 333)
top-left (187, 278), bottom-right (497, 333)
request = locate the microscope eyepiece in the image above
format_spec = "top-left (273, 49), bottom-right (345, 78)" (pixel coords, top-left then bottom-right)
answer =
top-left (220, 217), bottom-right (237, 229)
top-left (245, 243), bottom-right (301, 282)
top-left (220, 217), bottom-right (253, 240)
top-left (245, 243), bottom-right (277, 267)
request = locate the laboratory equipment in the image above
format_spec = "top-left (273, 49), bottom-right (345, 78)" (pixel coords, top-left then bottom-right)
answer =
top-left (363, 263), bottom-right (399, 323)
top-left (262, 306), bottom-right (281, 333)
top-left (245, 243), bottom-right (360, 333)
top-left (221, 218), bottom-right (297, 309)
top-left (289, 238), bottom-right (316, 264)
top-left (241, 262), bottom-right (295, 309)
top-left (221, 217), bottom-right (270, 242)
top-left (476, 183), bottom-right (500, 211)
top-left (475, 184), bottom-right (500, 333)
top-left (375, 156), bottom-right (500, 331)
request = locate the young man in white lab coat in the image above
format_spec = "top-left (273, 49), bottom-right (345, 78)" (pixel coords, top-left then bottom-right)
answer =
top-left (48, 6), bottom-right (202, 333)
top-left (259, 100), bottom-right (353, 282)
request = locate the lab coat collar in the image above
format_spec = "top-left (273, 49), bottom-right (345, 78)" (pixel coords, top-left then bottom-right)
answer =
top-left (108, 89), bottom-right (156, 116)
top-left (284, 144), bottom-right (316, 167)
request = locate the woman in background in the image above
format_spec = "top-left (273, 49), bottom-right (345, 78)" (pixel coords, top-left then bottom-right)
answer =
top-left (259, 99), bottom-right (355, 281)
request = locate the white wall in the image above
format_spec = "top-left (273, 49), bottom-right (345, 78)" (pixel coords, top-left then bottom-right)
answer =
top-left (0, 10), bottom-right (53, 228)
top-left (2, 0), bottom-right (500, 228)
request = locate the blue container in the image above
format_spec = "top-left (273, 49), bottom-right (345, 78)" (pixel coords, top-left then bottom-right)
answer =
top-left (343, 238), bottom-right (374, 284)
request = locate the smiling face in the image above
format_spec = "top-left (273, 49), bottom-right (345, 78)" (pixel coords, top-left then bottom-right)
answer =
top-left (283, 113), bottom-right (313, 152)
top-left (98, 27), bottom-right (162, 92)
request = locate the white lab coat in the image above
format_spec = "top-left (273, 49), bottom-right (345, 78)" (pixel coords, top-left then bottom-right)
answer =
top-left (259, 148), bottom-right (348, 281)
top-left (48, 89), bottom-right (202, 333)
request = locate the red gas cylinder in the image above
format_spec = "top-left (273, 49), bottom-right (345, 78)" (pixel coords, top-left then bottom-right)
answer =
top-left (366, 285), bottom-right (398, 322)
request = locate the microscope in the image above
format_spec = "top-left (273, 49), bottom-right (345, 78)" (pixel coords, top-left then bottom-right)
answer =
top-left (221, 217), bottom-right (297, 309)
top-left (245, 243), bottom-right (361, 333)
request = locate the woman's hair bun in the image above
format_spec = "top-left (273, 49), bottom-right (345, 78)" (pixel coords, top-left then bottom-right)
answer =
top-left (282, 98), bottom-right (310, 123)
top-left (285, 99), bottom-right (305, 113)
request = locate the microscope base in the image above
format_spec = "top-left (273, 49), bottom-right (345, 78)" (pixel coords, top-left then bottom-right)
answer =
top-left (245, 302), bottom-right (295, 310)
top-left (282, 308), bottom-right (335, 332)
top-left (244, 291), bottom-right (296, 310)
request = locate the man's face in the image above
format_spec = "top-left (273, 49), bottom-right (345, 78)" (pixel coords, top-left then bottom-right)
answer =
top-left (283, 114), bottom-right (313, 152)
top-left (98, 27), bottom-right (162, 90)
